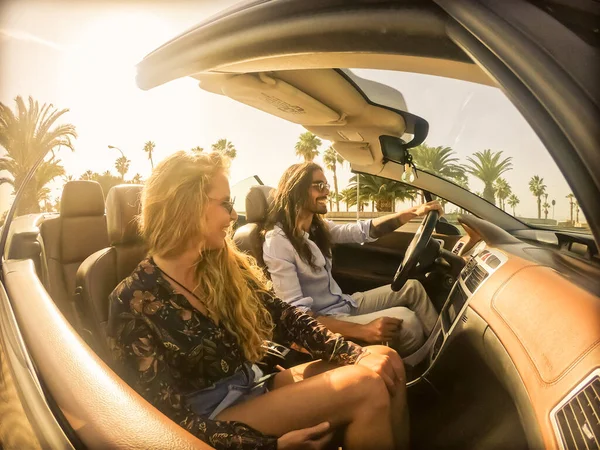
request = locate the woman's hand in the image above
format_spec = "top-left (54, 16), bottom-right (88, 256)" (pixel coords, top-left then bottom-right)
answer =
top-left (355, 345), bottom-right (405, 394)
top-left (277, 422), bottom-right (334, 450)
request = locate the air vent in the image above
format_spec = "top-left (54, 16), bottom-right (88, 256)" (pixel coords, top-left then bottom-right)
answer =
top-left (453, 241), bottom-right (465, 255)
top-left (462, 257), bottom-right (478, 280)
top-left (461, 315), bottom-right (468, 324)
top-left (465, 265), bottom-right (488, 293)
top-left (555, 374), bottom-right (600, 450)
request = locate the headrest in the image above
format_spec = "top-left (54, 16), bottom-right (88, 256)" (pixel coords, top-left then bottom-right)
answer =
top-left (61, 181), bottom-right (105, 218)
top-left (245, 185), bottom-right (275, 223)
top-left (106, 184), bottom-right (143, 245)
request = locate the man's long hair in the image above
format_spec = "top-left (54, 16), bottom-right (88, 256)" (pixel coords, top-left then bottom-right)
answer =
top-left (265, 162), bottom-right (332, 271)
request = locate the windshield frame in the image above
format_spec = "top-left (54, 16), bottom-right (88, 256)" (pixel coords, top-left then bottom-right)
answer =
top-left (0, 149), bottom-right (51, 270)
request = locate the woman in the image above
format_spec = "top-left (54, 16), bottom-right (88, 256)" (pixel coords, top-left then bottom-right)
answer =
top-left (108, 150), bottom-right (408, 450)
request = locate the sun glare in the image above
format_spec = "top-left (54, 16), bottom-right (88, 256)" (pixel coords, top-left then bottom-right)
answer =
top-left (48, 10), bottom-right (183, 198)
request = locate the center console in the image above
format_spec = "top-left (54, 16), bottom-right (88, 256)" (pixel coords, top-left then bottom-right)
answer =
top-left (407, 246), bottom-right (507, 384)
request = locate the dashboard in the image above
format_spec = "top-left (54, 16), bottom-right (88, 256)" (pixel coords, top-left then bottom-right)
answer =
top-left (410, 215), bottom-right (600, 450)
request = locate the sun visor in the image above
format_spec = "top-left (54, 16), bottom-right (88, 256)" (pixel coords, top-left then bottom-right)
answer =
top-left (218, 74), bottom-right (342, 125)
top-left (333, 141), bottom-right (374, 166)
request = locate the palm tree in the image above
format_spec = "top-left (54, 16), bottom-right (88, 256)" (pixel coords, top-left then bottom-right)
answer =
top-left (191, 146), bottom-right (204, 154)
top-left (80, 170), bottom-right (95, 181)
top-left (339, 186), bottom-right (368, 212)
top-left (543, 202), bottom-right (551, 220)
top-left (453, 173), bottom-right (470, 213)
top-left (212, 139), bottom-right (237, 159)
top-left (465, 149), bottom-right (512, 205)
top-left (322, 146), bottom-right (344, 212)
top-left (411, 144), bottom-right (465, 182)
top-left (0, 210), bottom-right (8, 227)
top-left (339, 188), bottom-right (352, 212)
top-left (0, 96), bottom-right (77, 214)
top-left (115, 155), bottom-right (131, 180)
top-left (494, 178), bottom-right (512, 211)
top-left (131, 173), bottom-right (143, 184)
top-left (575, 202), bottom-right (580, 224)
top-left (143, 141), bottom-right (156, 170)
top-left (453, 173), bottom-right (469, 190)
top-left (566, 193), bottom-right (575, 224)
top-left (86, 170), bottom-right (122, 199)
top-left (528, 175), bottom-right (547, 219)
top-left (507, 194), bottom-right (520, 216)
top-left (294, 132), bottom-right (321, 162)
top-left (349, 174), bottom-right (416, 212)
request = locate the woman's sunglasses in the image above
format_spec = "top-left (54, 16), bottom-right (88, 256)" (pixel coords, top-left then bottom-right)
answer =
top-left (209, 197), bottom-right (236, 214)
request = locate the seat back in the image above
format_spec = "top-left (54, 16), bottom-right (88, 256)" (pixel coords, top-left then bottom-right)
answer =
top-left (39, 181), bottom-right (108, 325)
top-left (233, 185), bottom-right (274, 267)
top-left (76, 184), bottom-right (146, 360)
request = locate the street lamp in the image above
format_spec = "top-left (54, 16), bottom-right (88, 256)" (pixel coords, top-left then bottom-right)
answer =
top-left (108, 145), bottom-right (125, 158)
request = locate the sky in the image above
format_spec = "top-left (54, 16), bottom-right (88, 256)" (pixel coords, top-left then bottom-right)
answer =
top-left (0, 0), bottom-right (582, 223)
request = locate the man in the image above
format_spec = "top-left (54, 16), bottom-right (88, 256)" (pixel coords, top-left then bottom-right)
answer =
top-left (262, 162), bottom-right (441, 356)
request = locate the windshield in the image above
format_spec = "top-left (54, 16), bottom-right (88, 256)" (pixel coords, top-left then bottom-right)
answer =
top-left (231, 175), bottom-right (263, 215)
top-left (349, 69), bottom-right (589, 232)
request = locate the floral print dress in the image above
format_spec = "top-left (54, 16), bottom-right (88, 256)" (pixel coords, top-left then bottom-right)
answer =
top-left (108, 257), bottom-right (363, 450)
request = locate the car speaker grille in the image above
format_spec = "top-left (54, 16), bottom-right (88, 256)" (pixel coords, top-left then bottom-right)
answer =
top-left (464, 265), bottom-right (488, 293)
top-left (486, 255), bottom-right (501, 268)
top-left (555, 375), bottom-right (600, 449)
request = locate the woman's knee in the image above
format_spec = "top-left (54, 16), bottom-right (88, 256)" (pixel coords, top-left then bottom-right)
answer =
top-left (331, 365), bottom-right (390, 407)
top-left (365, 345), bottom-right (406, 377)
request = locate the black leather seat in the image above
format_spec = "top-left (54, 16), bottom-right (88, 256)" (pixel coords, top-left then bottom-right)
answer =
top-left (39, 181), bottom-right (109, 328)
top-left (75, 184), bottom-right (146, 360)
top-left (233, 185), bottom-right (274, 267)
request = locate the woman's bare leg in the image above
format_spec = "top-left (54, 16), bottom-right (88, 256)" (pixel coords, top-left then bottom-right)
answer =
top-left (366, 346), bottom-right (410, 449)
top-left (270, 359), bottom-right (336, 390)
top-left (216, 365), bottom-right (394, 450)
top-left (272, 347), bottom-right (410, 449)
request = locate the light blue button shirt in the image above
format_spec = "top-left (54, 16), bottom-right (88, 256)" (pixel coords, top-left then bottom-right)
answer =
top-left (263, 220), bottom-right (376, 316)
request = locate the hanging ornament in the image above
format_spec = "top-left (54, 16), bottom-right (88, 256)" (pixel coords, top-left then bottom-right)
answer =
top-left (400, 149), bottom-right (418, 183)
top-left (401, 163), bottom-right (410, 182)
top-left (401, 163), bottom-right (416, 182)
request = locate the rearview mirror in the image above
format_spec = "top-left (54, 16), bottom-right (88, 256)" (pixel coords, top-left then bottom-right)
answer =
top-left (379, 135), bottom-right (409, 164)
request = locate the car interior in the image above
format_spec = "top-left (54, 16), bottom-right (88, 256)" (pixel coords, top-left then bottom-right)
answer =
top-left (1, 1), bottom-right (599, 449)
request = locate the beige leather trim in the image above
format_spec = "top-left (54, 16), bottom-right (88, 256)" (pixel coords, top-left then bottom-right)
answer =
top-left (492, 265), bottom-right (600, 384)
top-left (61, 181), bottom-right (105, 218)
top-left (468, 252), bottom-right (600, 449)
top-left (212, 53), bottom-right (494, 86)
top-left (106, 184), bottom-right (144, 245)
top-left (455, 223), bottom-right (480, 256)
top-left (197, 69), bottom-right (406, 166)
top-left (4, 260), bottom-right (213, 449)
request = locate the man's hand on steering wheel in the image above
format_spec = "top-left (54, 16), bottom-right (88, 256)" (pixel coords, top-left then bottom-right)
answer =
top-left (391, 201), bottom-right (444, 292)
top-left (413, 200), bottom-right (444, 218)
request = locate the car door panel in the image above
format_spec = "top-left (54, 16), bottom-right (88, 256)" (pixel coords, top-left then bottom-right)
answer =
top-left (332, 225), bottom-right (461, 294)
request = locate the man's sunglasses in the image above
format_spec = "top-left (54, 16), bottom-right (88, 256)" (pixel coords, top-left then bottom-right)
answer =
top-left (311, 181), bottom-right (331, 192)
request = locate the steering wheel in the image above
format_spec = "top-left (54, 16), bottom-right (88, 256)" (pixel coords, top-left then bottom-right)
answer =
top-left (391, 210), bottom-right (440, 291)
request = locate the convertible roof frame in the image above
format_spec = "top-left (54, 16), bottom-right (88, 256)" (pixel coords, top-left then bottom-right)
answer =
top-left (136, 0), bottom-right (600, 244)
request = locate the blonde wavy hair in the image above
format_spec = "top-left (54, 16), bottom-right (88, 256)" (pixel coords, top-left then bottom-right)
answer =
top-left (139, 150), bottom-right (273, 362)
